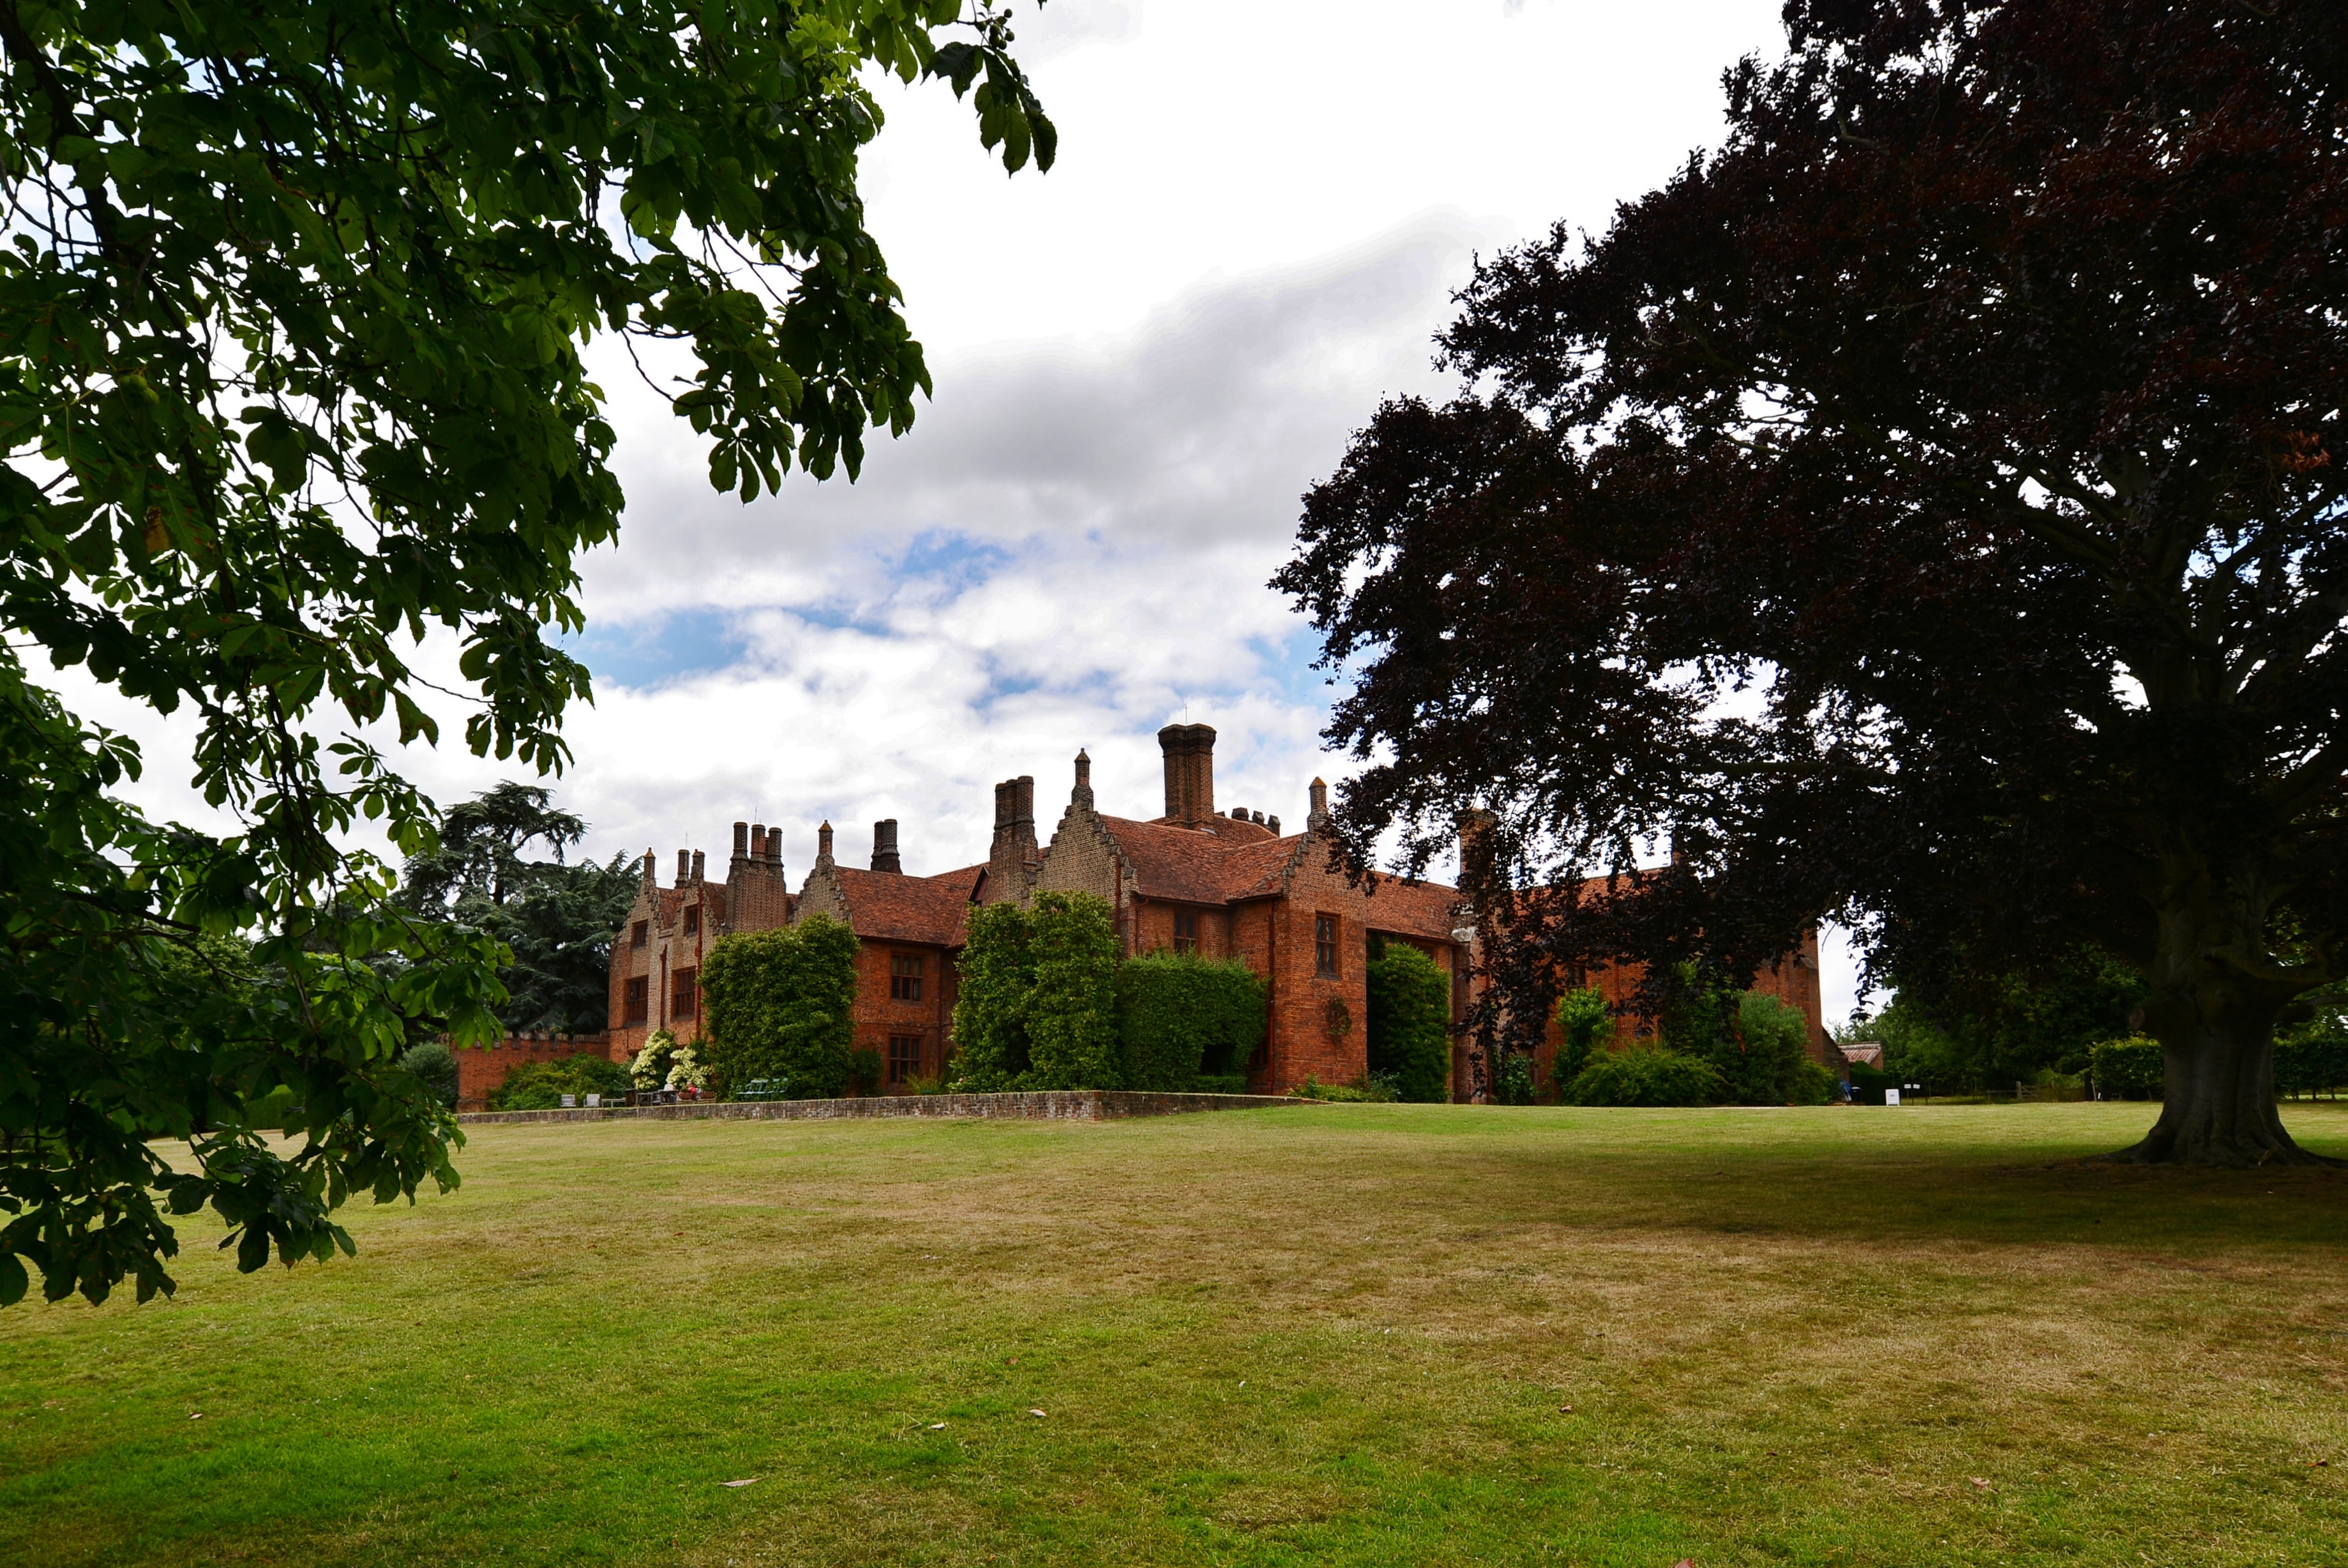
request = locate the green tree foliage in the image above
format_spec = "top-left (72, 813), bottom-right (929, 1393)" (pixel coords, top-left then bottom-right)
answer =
top-left (1563, 1049), bottom-right (1727, 1108)
top-left (1552, 986), bottom-right (1611, 1087)
top-left (1025, 893), bottom-right (1120, 1090)
top-left (1666, 990), bottom-right (1835, 1106)
top-left (398, 1041), bottom-right (460, 1110)
top-left (1, 0), bottom-right (1051, 1306)
top-left (2088, 1037), bottom-right (2163, 1097)
top-left (950, 901), bottom-right (1035, 1090)
top-left (1495, 1052), bottom-right (1538, 1106)
top-left (1847, 949), bottom-right (2148, 1093)
top-left (398, 783), bottom-right (638, 1034)
top-left (1365, 944), bottom-right (1452, 1103)
top-left (1116, 953), bottom-right (1267, 1092)
top-left (486, 1054), bottom-right (631, 1112)
top-left (848, 1047), bottom-right (884, 1097)
top-left (696, 918), bottom-right (859, 1100)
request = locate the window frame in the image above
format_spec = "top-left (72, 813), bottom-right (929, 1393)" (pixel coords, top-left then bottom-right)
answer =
top-left (889, 952), bottom-right (924, 1002)
top-left (624, 976), bottom-right (649, 1025)
top-left (1173, 910), bottom-right (1198, 956)
top-left (631, 920), bottom-right (648, 949)
top-left (670, 966), bottom-right (697, 1021)
top-left (682, 905), bottom-right (699, 937)
top-left (887, 1034), bottom-right (923, 1085)
top-left (1314, 913), bottom-right (1341, 977)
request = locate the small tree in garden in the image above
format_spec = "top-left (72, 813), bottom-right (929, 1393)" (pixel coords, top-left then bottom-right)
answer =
top-left (1117, 953), bottom-right (1268, 1092)
top-left (1366, 944), bottom-right (1453, 1103)
top-left (631, 1030), bottom-right (678, 1092)
top-left (1026, 893), bottom-right (1122, 1090)
top-left (698, 919), bottom-right (859, 1100)
top-left (952, 902), bottom-right (1037, 1090)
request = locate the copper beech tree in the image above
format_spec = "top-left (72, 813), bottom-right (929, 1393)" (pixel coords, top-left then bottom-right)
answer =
top-left (1277, 0), bottom-right (2348, 1163)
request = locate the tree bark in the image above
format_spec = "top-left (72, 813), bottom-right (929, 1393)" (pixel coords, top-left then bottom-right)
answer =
top-left (2110, 864), bottom-right (2333, 1167)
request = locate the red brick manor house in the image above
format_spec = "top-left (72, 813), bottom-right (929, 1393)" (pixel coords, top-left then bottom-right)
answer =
top-left (585, 725), bottom-right (1831, 1101)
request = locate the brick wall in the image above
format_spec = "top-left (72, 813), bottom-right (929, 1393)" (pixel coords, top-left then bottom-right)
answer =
top-left (848, 937), bottom-right (958, 1091)
top-left (453, 1032), bottom-right (621, 1110)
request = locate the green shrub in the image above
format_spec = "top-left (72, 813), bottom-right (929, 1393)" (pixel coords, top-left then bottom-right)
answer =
top-left (951, 901), bottom-right (1037, 1090)
top-left (2088, 1035), bottom-right (2163, 1096)
top-left (1496, 1052), bottom-right (1537, 1105)
top-left (1553, 986), bottom-right (1611, 1085)
top-left (399, 1040), bottom-right (459, 1109)
top-left (1667, 988), bottom-right (1833, 1104)
top-left (1847, 1062), bottom-right (1898, 1104)
top-left (848, 1047), bottom-right (883, 1096)
top-left (1115, 951), bottom-right (1268, 1091)
top-left (1564, 1048), bottom-right (1727, 1107)
top-left (1366, 944), bottom-right (1453, 1102)
top-left (488, 1053), bottom-right (632, 1111)
top-left (698, 917), bottom-right (859, 1099)
top-left (1288, 1074), bottom-right (1397, 1103)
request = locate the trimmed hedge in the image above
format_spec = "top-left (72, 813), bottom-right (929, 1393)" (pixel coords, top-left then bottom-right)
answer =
top-left (488, 1053), bottom-right (631, 1111)
top-left (1366, 944), bottom-right (1452, 1103)
top-left (1117, 952), bottom-right (1267, 1092)
top-left (2090, 1030), bottom-right (2348, 1098)
top-left (1565, 1048), bottom-right (1727, 1107)
top-left (951, 901), bottom-right (1035, 1089)
top-left (698, 916), bottom-right (859, 1099)
top-left (400, 1040), bottom-right (459, 1109)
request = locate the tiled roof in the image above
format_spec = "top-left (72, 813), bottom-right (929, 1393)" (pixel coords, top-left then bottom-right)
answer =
top-left (1094, 815), bottom-right (1464, 937)
top-left (1356, 875), bottom-right (1467, 942)
top-left (926, 863), bottom-right (986, 900)
top-left (827, 865), bottom-right (975, 947)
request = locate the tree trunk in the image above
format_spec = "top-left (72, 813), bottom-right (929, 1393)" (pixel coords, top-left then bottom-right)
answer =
top-left (2111, 866), bottom-right (2333, 1167)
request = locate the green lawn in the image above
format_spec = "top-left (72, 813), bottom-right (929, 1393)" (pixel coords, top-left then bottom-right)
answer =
top-left (4, 1103), bottom-right (2345, 1567)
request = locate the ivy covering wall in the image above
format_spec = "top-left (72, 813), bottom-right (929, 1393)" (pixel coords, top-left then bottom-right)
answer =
top-left (1117, 953), bottom-right (1268, 1092)
top-left (697, 916), bottom-right (859, 1099)
top-left (1365, 943), bottom-right (1452, 1103)
top-left (952, 894), bottom-right (1121, 1090)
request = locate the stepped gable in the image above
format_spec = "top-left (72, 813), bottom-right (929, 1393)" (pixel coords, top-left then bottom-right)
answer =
top-left (818, 864), bottom-right (979, 947)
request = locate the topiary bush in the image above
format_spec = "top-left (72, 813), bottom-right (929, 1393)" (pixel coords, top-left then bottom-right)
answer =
top-left (488, 1053), bottom-right (632, 1111)
top-left (1564, 1048), bottom-right (1727, 1107)
top-left (697, 917), bottom-right (859, 1099)
top-left (1366, 943), bottom-right (1452, 1103)
top-left (399, 1040), bottom-right (459, 1109)
top-left (1115, 951), bottom-right (1267, 1091)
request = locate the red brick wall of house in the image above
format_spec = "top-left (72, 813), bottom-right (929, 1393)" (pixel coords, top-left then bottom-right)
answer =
top-left (453, 1032), bottom-right (621, 1110)
top-left (848, 937), bottom-right (958, 1091)
top-left (1262, 851), bottom-right (1373, 1091)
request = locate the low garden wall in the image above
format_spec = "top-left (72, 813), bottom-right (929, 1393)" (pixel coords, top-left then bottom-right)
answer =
top-left (457, 1089), bottom-right (1307, 1126)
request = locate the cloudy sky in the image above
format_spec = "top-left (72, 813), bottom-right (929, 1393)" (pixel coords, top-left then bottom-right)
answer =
top-left (72, 0), bottom-right (1879, 1022)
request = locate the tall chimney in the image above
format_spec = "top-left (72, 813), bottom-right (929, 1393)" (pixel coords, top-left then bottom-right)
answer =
top-left (1157, 723), bottom-right (1216, 826)
top-left (690, 849), bottom-right (705, 882)
top-left (733, 821), bottom-right (749, 863)
top-left (749, 822), bottom-right (765, 861)
top-left (986, 774), bottom-right (1041, 900)
top-left (676, 848), bottom-right (690, 883)
top-left (1072, 748), bottom-right (1093, 808)
top-left (872, 818), bottom-right (901, 873)
top-left (1307, 776), bottom-right (1330, 829)
top-left (817, 820), bottom-right (834, 866)
top-left (642, 848), bottom-right (658, 889)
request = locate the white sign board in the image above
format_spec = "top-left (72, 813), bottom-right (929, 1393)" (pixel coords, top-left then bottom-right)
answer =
top-left (559, 1094), bottom-right (576, 1108)
top-left (585, 1094), bottom-right (600, 1108)
top-left (1884, 1088), bottom-right (1901, 1107)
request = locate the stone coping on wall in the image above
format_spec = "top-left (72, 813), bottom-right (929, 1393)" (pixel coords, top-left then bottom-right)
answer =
top-left (456, 1090), bottom-right (1313, 1126)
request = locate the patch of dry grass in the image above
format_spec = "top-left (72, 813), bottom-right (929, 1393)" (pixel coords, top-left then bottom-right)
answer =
top-left (3, 1102), bottom-right (2344, 1566)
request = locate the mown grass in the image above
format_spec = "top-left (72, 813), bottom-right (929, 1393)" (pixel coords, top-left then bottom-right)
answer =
top-left (3, 1102), bottom-right (2345, 1567)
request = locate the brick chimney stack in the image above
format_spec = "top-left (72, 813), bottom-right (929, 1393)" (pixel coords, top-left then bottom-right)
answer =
top-left (987, 775), bottom-right (1040, 901)
top-left (690, 849), bottom-right (705, 882)
top-left (817, 820), bottom-right (834, 868)
top-left (1157, 723), bottom-right (1217, 827)
top-left (872, 818), bottom-right (901, 873)
top-left (676, 848), bottom-right (690, 884)
top-left (1073, 748), bottom-right (1093, 808)
top-left (748, 822), bottom-right (765, 861)
top-left (733, 821), bottom-right (749, 868)
top-left (765, 828), bottom-right (784, 867)
top-left (642, 848), bottom-right (658, 889)
top-left (1307, 777), bottom-right (1330, 830)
